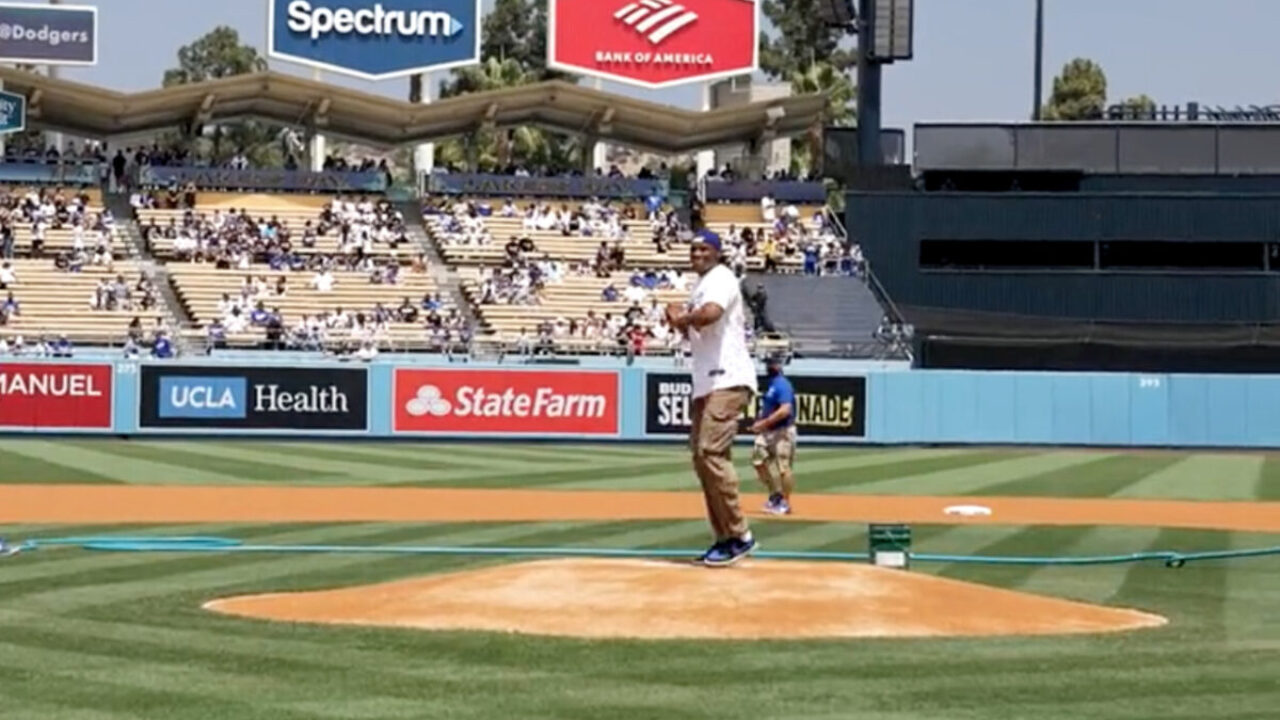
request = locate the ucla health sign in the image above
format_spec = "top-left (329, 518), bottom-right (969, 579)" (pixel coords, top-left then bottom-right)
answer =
top-left (269, 0), bottom-right (481, 80)
top-left (140, 365), bottom-right (368, 432)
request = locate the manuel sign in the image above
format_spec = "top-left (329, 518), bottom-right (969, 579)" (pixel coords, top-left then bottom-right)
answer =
top-left (549, 0), bottom-right (758, 89)
top-left (269, 0), bottom-right (481, 80)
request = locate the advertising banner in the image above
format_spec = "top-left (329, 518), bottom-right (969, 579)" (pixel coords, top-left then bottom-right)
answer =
top-left (704, 180), bottom-right (827, 204)
top-left (139, 166), bottom-right (387, 194)
top-left (394, 368), bottom-right (620, 435)
top-left (0, 162), bottom-right (101, 186)
top-left (269, 0), bottom-right (481, 80)
top-left (549, 0), bottom-right (758, 89)
top-left (427, 172), bottom-right (667, 200)
top-left (139, 365), bottom-right (368, 431)
top-left (645, 373), bottom-right (866, 437)
top-left (0, 2), bottom-right (96, 65)
top-left (0, 362), bottom-right (112, 429)
top-left (0, 90), bottom-right (25, 135)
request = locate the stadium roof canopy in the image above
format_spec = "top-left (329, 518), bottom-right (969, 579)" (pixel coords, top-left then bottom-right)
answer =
top-left (0, 68), bottom-right (826, 153)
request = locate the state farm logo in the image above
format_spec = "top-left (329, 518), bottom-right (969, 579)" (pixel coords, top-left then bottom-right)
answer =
top-left (405, 385), bottom-right (452, 417)
top-left (614, 0), bottom-right (698, 45)
top-left (395, 369), bottom-right (619, 435)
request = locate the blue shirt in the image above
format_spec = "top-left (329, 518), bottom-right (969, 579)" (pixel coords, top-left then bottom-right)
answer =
top-left (759, 374), bottom-right (796, 429)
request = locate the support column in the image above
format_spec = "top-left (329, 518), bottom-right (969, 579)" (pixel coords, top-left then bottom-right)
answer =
top-left (412, 72), bottom-right (436, 176)
top-left (695, 81), bottom-right (715, 178)
top-left (856, 0), bottom-right (883, 167)
top-left (309, 67), bottom-right (326, 171)
top-left (0, 78), bottom-right (6, 159)
top-left (591, 77), bottom-right (607, 173)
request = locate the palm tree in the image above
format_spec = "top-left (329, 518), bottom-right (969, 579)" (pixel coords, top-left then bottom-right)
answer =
top-left (789, 62), bottom-right (856, 176)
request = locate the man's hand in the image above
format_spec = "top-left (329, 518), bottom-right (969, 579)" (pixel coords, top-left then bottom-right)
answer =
top-left (749, 420), bottom-right (767, 434)
top-left (665, 302), bottom-right (687, 329)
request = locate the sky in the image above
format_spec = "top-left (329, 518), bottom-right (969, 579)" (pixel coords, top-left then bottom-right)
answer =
top-left (17, 0), bottom-right (1280, 139)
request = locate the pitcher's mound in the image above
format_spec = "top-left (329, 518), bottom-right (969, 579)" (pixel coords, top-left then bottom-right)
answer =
top-left (205, 558), bottom-right (1166, 640)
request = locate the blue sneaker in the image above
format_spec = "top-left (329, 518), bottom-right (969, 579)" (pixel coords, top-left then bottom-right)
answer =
top-left (703, 535), bottom-right (757, 567)
top-left (697, 540), bottom-right (727, 564)
top-left (762, 495), bottom-right (792, 516)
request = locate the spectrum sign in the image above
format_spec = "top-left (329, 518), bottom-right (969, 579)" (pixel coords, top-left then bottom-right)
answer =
top-left (268, 0), bottom-right (481, 80)
top-left (548, 0), bottom-right (758, 89)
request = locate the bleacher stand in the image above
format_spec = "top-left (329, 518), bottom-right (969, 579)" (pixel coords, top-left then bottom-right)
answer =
top-left (140, 192), bottom-right (461, 354)
top-left (422, 193), bottom-right (828, 356)
top-left (0, 185), bottom-right (167, 355)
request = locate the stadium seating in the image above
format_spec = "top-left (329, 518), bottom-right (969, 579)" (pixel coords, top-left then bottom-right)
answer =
top-left (0, 258), bottom-right (166, 346)
top-left (138, 194), bottom-right (457, 350)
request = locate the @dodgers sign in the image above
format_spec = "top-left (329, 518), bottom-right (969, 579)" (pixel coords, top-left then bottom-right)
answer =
top-left (268, 0), bottom-right (481, 80)
top-left (549, 0), bottom-right (758, 89)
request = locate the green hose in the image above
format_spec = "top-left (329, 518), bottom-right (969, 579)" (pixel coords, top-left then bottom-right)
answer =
top-left (6, 536), bottom-right (1280, 568)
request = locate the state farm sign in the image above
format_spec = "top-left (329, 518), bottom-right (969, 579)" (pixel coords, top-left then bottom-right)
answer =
top-left (0, 363), bottom-right (112, 429)
top-left (394, 369), bottom-right (619, 435)
top-left (548, 0), bottom-right (758, 89)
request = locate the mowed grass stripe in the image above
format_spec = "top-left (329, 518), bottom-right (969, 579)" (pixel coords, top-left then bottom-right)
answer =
top-left (546, 447), bottom-right (975, 491)
top-left (1016, 526), bottom-right (1164, 604)
top-left (818, 450), bottom-right (1038, 492)
top-left (849, 450), bottom-right (1116, 496)
top-left (1114, 453), bottom-right (1265, 501)
top-left (0, 521), bottom-right (501, 606)
top-left (69, 440), bottom-right (352, 483)
top-left (56, 521), bottom-right (624, 616)
top-left (0, 641), bottom-right (421, 720)
top-left (1256, 455), bottom-right (1280, 500)
top-left (936, 526), bottom-right (1103, 588)
top-left (24, 440), bottom-right (269, 486)
top-left (965, 453), bottom-right (1186, 498)
top-left (1109, 528), bottom-right (1233, 639)
top-left (0, 443), bottom-right (124, 484)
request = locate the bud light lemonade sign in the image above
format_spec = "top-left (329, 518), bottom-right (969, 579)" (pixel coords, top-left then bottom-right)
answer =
top-left (269, 0), bottom-right (481, 80)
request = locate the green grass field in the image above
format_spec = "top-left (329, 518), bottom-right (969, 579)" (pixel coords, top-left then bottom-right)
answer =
top-left (1, 439), bottom-right (1279, 720)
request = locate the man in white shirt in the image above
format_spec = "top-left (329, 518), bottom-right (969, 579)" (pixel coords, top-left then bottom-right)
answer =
top-left (665, 230), bottom-right (758, 567)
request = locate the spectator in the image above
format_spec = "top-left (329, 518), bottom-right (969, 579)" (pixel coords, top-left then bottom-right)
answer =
top-left (206, 318), bottom-right (227, 350)
top-left (51, 334), bottom-right (73, 358)
top-left (311, 267), bottom-right (335, 292)
top-left (152, 331), bottom-right (174, 359)
top-left (0, 261), bottom-right (15, 289)
top-left (397, 297), bottom-right (419, 323)
top-left (0, 291), bottom-right (19, 324)
top-left (601, 283), bottom-right (619, 302)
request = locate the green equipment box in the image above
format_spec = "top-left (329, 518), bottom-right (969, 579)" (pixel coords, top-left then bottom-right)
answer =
top-left (868, 524), bottom-right (911, 569)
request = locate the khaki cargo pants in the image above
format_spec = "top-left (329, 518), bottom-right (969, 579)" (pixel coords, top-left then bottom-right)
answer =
top-left (690, 387), bottom-right (753, 541)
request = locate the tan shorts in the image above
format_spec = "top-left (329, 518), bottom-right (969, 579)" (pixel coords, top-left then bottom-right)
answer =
top-left (752, 425), bottom-right (796, 471)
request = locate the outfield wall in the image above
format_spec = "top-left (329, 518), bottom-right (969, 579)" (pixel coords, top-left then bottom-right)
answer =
top-left (3, 359), bottom-right (1280, 447)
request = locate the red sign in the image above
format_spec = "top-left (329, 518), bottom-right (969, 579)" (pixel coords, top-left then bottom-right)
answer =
top-left (0, 363), bottom-right (113, 429)
top-left (394, 369), bottom-right (619, 435)
top-left (548, 0), bottom-right (758, 89)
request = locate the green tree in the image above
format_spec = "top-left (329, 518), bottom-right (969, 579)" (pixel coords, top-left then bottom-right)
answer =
top-left (789, 61), bottom-right (855, 175)
top-left (1041, 58), bottom-right (1107, 120)
top-left (759, 0), bottom-right (856, 80)
top-left (437, 57), bottom-right (580, 171)
top-left (1115, 93), bottom-right (1157, 119)
top-left (162, 26), bottom-right (266, 87)
top-left (161, 27), bottom-right (285, 168)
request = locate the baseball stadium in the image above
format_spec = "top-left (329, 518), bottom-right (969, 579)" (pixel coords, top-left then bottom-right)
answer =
top-left (1, 0), bottom-right (1279, 718)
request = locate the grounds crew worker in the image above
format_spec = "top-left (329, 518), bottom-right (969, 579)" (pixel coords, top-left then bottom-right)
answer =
top-left (751, 355), bottom-right (796, 515)
top-left (666, 229), bottom-right (758, 567)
